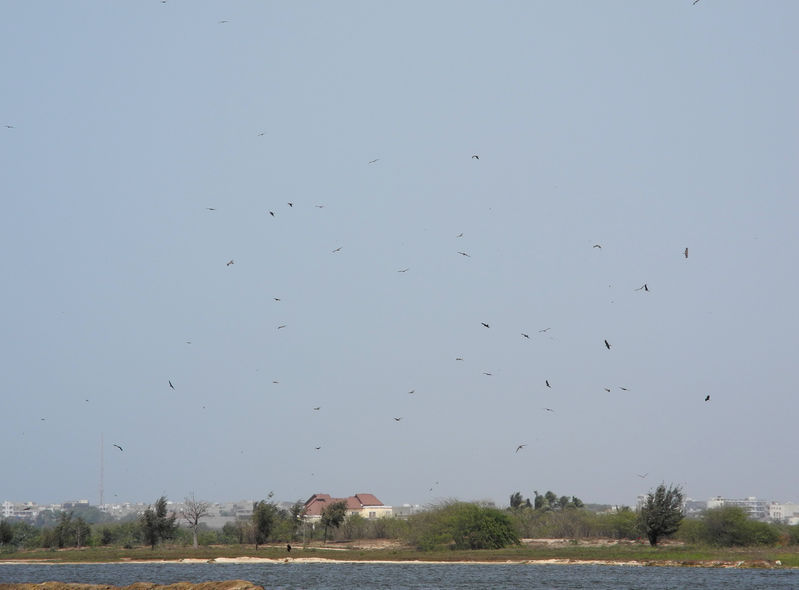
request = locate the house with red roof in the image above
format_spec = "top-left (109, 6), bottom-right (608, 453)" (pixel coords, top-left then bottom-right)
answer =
top-left (302, 493), bottom-right (393, 521)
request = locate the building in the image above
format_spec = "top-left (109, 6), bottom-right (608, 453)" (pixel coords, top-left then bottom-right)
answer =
top-left (707, 496), bottom-right (769, 521)
top-left (768, 502), bottom-right (799, 524)
top-left (302, 493), bottom-right (392, 521)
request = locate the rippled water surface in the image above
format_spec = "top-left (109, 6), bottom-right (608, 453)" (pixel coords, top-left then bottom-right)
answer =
top-left (1, 562), bottom-right (798, 589)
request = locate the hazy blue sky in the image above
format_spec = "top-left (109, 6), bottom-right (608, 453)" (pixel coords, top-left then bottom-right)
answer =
top-left (2, 1), bottom-right (797, 510)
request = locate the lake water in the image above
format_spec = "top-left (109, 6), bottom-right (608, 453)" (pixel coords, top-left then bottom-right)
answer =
top-left (1, 562), bottom-right (797, 589)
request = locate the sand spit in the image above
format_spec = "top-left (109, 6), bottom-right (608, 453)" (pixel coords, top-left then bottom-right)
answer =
top-left (0, 582), bottom-right (262, 590)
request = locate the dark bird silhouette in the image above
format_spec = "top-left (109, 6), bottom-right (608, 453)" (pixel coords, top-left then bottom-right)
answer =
top-left (472, 155), bottom-right (479, 160)
top-left (274, 297), bottom-right (281, 301)
top-left (397, 267), bottom-right (409, 272)
top-left (481, 322), bottom-right (490, 328)
top-left (113, 444), bottom-right (123, 452)
top-left (313, 407), bottom-right (320, 410)
top-left (636, 473), bottom-right (648, 479)
top-left (593, 244), bottom-right (602, 249)
top-left (455, 357), bottom-right (463, 361)
top-left (693, 0), bottom-right (700, 4)
top-left (169, 380), bottom-right (175, 390)
top-left (3, 124), bottom-right (14, 129)
top-left (619, 386), bottom-right (628, 391)
top-left (368, 158), bottom-right (380, 164)
top-left (522, 333), bottom-right (530, 338)
top-left (257, 132), bottom-right (265, 136)
top-left (483, 372), bottom-right (492, 376)
top-left (23, 506), bottom-right (32, 510)
top-left (218, 20), bottom-right (229, 24)
top-left (705, 395), bottom-right (710, 402)
top-left (272, 380), bottom-right (279, 384)
top-left (287, 202), bottom-right (293, 207)
top-left (635, 283), bottom-right (649, 292)
top-left (539, 328), bottom-right (551, 333)
top-left (458, 251), bottom-right (471, 257)
top-left (393, 417), bottom-right (403, 421)
top-left (332, 246), bottom-right (342, 253)
top-left (277, 324), bottom-right (286, 330)
top-left (544, 408), bottom-right (554, 412)
top-left (545, 380), bottom-right (551, 388)
top-left (456, 232), bottom-right (464, 237)
top-left (286, 543), bottom-right (292, 552)
top-left (684, 247), bottom-right (689, 259)
top-left (515, 444), bottom-right (526, 453)
top-left (226, 260), bottom-right (234, 266)
top-left (315, 204), bottom-right (325, 208)
top-left (269, 211), bottom-right (275, 217)
top-left (604, 388), bottom-right (611, 392)
top-left (206, 207), bottom-right (216, 210)
top-left (315, 446), bottom-right (321, 450)
top-left (604, 339), bottom-right (611, 349)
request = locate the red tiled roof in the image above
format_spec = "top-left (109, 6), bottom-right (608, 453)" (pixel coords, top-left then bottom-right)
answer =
top-left (302, 493), bottom-right (384, 517)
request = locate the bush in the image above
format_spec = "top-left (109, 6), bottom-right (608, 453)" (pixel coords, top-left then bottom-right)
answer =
top-left (406, 502), bottom-right (519, 551)
top-left (696, 507), bottom-right (781, 547)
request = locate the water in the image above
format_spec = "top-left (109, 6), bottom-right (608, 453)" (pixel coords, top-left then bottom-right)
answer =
top-left (0, 562), bottom-right (797, 590)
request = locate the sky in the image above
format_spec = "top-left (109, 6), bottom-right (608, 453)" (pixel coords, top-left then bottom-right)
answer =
top-left (1, 1), bottom-right (798, 511)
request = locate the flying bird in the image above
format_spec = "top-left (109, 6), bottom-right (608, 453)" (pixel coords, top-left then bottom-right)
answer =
top-left (515, 444), bottom-right (526, 453)
top-left (544, 408), bottom-right (554, 412)
top-left (23, 506), bottom-right (32, 510)
top-left (274, 297), bottom-right (281, 301)
top-left (619, 386), bottom-right (628, 391)
top-left (705, 395), bottom-right (710, 402)
top-left (635, 283), bottom-right (649, 292)
top-left (521, 333), bottom-right (530, 339)
top-left (458, 251), bottom-right (471, 257)
top-left (332, 246), bottom-right (342, 253)
top-left (472, 155), bottom-right (479, 160)
top-left (545, 380), bottom-right (551, 388)
top-left (277, 324), bottom-right (286, 329)
top-left (257, 132), bottom-right (265, 136)
top-left (456, 232), bottom-right (463, 237)
top-left (313, 407), bottom-right (320, 410)
top-left (408, 389), bottom-right (415, 394)
top-left (397, 267), bottom-right (409, 272)
top-left (169, 380), bottom-right (175, 390)
top-left (218, 20), bottom-right (229, 24)
top-left (483, 372), bottom-right (492, 376)
top-left (226, 260), bottom-right (234, 266)
top-left (604, 339), bottom-right (611, 349)
top-left (455, 357), bottom-right (463, 361)
top-left (539, 328), bottom-right (551, 333)
top-left (604, 388), bottom-right (611, 392)
top-left (368, 158), bottom-right (380, 164)
top-left (3, 124), bottom-right (14, 129)
top-left (269, 211), bottom-right (275, 217)
top-left (593, 244), bottom-right (602, 249)
top-left (315, 204), bottom-right (325, 208)
top-left (112, 444), bottom-right (123, 452)
top-left (693, 0), bottom-right (700, 4)
top-left (393, 417), bottom-right (403, 421)
top-left (206, 207), bottom-right (216, 211)
top-left (636, 473), bottom-right (648, 479)
top-left (315, 446), bottom-right (321, 450)
top-left (684, 247), bottom-right (689, 259)
top-left (287, 202), bottom-right (293, 207)
top-left (481, 322), bottom-right (490, 328)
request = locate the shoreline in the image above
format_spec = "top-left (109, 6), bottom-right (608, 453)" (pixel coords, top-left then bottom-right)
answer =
top-left (0, 556), bottom-right (789, 569)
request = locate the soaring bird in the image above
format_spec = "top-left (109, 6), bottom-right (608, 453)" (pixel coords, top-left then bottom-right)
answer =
top-left (315, 446), bottom-right (321, 450)
top-left (635, 283), bottom-right (649, 292)
top-left (684, 247), bottom-right (689, 259)
top-left (257, 132), bottom-right (265, 136)
top-left (481, 322), bottom-right (490, 328)
top-left (636, 473), bottom-right (648, 479)
top-left (113, 444), bottom-right (123, 452)
top-left (218, 20), bottom-right (229, 23)
top-left (515, 444), bottom-right (526, 453)
top-left (287, 202), bottom-right (293, 207)
top-left (544, 408), bottom-right (554, 412)
top-left (456, 232), bottom-right (464, 237)
top-left (521, 333), bottom-right (530, 338)
top-left (604, 339), bottom-right (611, 349)
top-left (226, 260), bottom-right (234, 266)
top-left (539, 328), bottom-right (551, 333)
top-left (277, 324), bottom-right (286, 330)
top-left (593, 244), bottom-right (602, 249)
top-left (169, 380), bottom-right (175, 390)
top-left (332, 246), bottom-right (342, 253)
top-left (3, 124), bottom-right (14, 129)
top-left (455, 357), bottom-right (463, 361)
top-left (458, 251), bottom-right (471, 257)
top-left (472, 155), bottom-right (479, 160)
top-left (274, 297), bottom-right (281, 301)
top-left (408, 389), bottom-right (415, 394)
top-left (206, 207), bottom-right (216, 210)
top-left (315, 204), bottom-right (325, 208)
top-left (313, 407), bottom-right (320, 410)
top-left (269, 211), bottom-right (275, 217)
top-left (393, 417), bottom-right (403, 421)
top-left (483, 372), bottom-right (492, 376)
top-left (397, 267), bottom-right (409, 272)
top-left (368, 158), bottom-right (380, 164)
top-left (705, 395), bottom-right (710, 402)
top-left (619, 386), bottom-right (628, 391)
top-left (545, 380), bottom-right (551, 388)
top-left (604, 387), bottom-right (611, 392)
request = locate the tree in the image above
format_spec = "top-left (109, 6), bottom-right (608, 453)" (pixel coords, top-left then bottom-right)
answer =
top-left (320, 500), bottom-right (348, 544)
top-left (252, 493), bottom-right (279, 549)
top-left (140, 496), bottom-right (177, 549)
top-left (0, 520), bottom-right (12, 547)
top-left (639, 483), bottom-right (684, 546)
top-left (181, 494), bottom-right (211, 549)
top-left (509, 492), bottom-right (531, 510)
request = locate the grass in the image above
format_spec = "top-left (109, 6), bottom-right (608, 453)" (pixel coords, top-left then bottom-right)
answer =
top-left (1, 542), bottom-right (798, 567)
